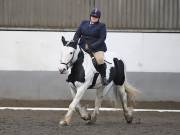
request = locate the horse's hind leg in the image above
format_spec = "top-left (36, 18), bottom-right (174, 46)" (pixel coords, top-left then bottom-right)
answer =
top-left (117, 85), bottom-right (133, 123)
top-left (87, 87), bottom-right (104, 124)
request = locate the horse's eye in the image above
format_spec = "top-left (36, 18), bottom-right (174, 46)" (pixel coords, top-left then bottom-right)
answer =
top-left (70, 52), bottom-right (73, 55)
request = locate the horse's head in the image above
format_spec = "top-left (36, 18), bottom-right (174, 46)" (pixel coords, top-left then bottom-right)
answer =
top-left (59, 36), bottom-right (78, 74)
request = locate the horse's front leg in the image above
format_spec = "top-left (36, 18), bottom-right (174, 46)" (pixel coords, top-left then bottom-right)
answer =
top-left (69, 85), bottom-right (90, 121)
top-left (59, 82), bottom-right (90, 126)
top-left (87, 87), bottom-right (104, 124)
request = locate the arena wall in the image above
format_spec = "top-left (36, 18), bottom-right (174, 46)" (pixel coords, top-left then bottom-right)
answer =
top-left (0, 31), bottom-right (180, 101)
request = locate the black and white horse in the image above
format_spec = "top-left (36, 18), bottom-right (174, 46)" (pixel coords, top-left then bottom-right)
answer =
top-left (58, 36), bottom-right (139, 126)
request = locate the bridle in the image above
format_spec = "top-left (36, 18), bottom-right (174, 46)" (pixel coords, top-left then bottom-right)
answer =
top-left (60, 51), bottom-right (75, 70)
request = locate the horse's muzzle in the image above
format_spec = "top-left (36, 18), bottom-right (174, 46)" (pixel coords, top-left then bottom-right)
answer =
top-left (58, 64), bottom-right (68, 74)
top-left (58, 67), bottom-right (67, 74)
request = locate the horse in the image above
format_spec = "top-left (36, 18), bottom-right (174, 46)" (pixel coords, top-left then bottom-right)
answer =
top-left (58, 36), bottom-right (139, 126)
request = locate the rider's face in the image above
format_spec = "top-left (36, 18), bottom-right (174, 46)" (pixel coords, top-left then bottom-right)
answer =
top-left (90, 16), bottom-right (99, 23)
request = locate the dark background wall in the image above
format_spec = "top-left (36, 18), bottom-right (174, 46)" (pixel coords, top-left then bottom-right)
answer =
top-left (0, 0), bottom-right (180, 31)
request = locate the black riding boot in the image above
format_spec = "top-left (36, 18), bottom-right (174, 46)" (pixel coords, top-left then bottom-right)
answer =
top-left (98, 63), bottom-right (108, 86)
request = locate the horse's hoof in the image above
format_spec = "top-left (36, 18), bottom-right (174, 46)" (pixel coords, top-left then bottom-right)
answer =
top-left (125, 116), bottom-right (133, 124)
top-left (86, 120), bottom-right (94, 125)
top-left (86, 119), bottom-right (95, 125)
top-left (86, 114), bottom-right (97, 125)
top-left (59, 120), bottom-right (69, 126)
top-left (91, 114), bottom-right (97, 123)
top-left (81, 113), bottom-right (91, 121)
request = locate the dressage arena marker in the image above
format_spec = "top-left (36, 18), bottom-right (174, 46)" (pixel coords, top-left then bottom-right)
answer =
top-left (0, 107), bottom-right (180, 113)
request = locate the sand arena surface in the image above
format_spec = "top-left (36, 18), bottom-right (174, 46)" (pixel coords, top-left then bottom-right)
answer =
top-left (0, 109), bottom-right (180, 135)
top-left (0, 100), bottom-right (180, 135)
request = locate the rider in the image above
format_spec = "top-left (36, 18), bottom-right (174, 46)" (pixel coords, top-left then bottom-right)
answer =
top-left (73, 8), bottom-right (108, 85)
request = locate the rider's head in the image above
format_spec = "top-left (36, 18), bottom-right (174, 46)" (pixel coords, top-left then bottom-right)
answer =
top-left (90, 8), bottom-right (101, 23)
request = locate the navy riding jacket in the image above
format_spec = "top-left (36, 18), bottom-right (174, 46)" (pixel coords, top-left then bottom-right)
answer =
top-left (73, 20), bottom-right (107, 52)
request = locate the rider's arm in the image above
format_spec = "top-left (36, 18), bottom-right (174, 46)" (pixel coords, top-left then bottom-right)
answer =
top-left (90, 24), bottom-right (106, 50)
top-left (73, 21), bottom-right (84, 43)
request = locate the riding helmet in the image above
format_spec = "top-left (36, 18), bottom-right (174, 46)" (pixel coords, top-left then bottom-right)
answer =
top-left (90, 8), bottom-right (101, 18)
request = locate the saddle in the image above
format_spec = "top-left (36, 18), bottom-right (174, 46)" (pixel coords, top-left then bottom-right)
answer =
top-left (86, 50), bottom-right (111, 89)
top-left (86, 49), bottom-right (111, 70)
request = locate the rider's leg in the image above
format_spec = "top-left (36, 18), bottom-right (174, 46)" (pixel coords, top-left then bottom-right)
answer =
top-left (93, 51), bottom-right (108, 85)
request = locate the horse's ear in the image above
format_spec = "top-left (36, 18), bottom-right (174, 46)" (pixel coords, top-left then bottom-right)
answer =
top-left (61, 36), bottom-right (67, 46)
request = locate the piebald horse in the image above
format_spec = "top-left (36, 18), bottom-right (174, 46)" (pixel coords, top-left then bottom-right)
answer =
top-left (58, 36), bottom-right (139, 126)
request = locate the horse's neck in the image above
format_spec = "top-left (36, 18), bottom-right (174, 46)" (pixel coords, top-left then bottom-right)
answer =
top-left (69, 46), bottom-right (96, 77)
top-left (72, 45), bottom-right (81, 63)
top-left (71, 46), bottom-right (91, 67)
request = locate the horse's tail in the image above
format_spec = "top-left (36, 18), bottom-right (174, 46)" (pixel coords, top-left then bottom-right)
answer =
top-left (124, 81), bottom-right (141, 107)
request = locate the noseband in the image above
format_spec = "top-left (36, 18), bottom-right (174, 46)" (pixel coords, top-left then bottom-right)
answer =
top-left (60, 52), bottom-right (75, 70)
